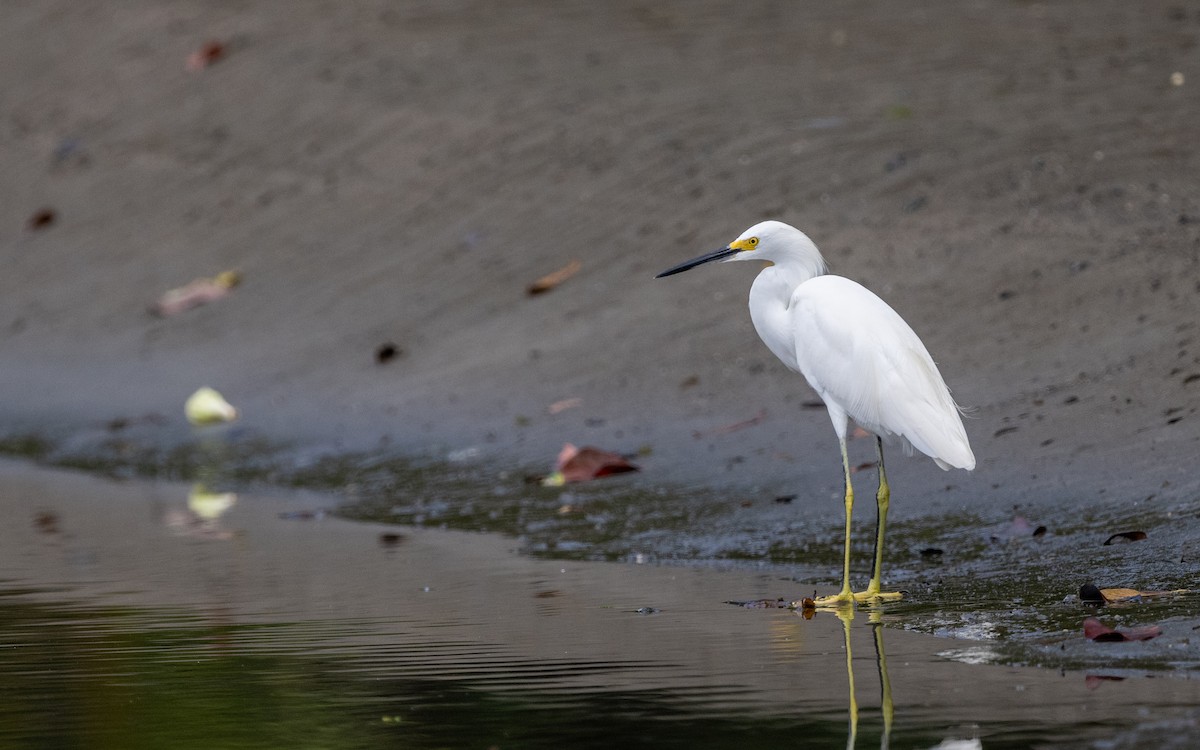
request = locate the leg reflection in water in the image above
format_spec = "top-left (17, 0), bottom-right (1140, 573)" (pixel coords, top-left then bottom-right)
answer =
top-left (871, 610), bottom-right (894, 747)
top-left (832, 608), bottom-right (894, 750)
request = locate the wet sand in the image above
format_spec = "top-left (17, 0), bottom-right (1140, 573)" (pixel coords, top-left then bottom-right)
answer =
top-left (4, 459), bottom-right (1200, 747)
top-left (2, 1), bottom-right (1198, 506)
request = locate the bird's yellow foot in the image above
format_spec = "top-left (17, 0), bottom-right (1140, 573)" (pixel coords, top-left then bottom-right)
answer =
top-left (852, 588), bottom-right (904, 603)
top-left (790, 590), bottom-right (903, 609)
top-left (797, 590), bottom-right (856, 608)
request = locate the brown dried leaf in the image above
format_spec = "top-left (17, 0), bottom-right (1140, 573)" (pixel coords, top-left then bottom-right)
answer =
top-left (33, 511), bottom-right (59, 534)
top-left (692, 408), bottom-right (768, 438)
top-left (27, 208), bottom-right (57, 230)
top-left (186, 40), bottom-right (226, 71)
top-left (1081, 583), bottom-right (1190, 604)
top-left (378, 532), bottom-right (404, 547)
top-left (375, 342), bottom-right (400, 364)
top-left (527, 259), bottom-right (581, 295)
top-left (152, 271), bottom-right (240, 316)
top-left (798, 597), bottom-right (816, 619)
top-left (1103, 530), bottom-right (1147, 545)
top-left (731, 598), bottom-right (789, 609)
top-left (277, 509), bottom-right (329, 521)
top-left (548, 397), bottom-right (582, 414)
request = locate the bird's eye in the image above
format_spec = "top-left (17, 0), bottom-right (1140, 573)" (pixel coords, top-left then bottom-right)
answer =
top-left (748, 237), bottom-right (759, 247)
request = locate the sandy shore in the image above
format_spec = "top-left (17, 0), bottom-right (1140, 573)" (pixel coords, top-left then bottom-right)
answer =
top-left (2, 2), bottom-right (1199, 526)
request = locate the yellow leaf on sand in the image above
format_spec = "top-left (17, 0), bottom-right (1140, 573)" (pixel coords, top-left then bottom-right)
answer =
top-left (1099, 588), bottom-right (1144, 602)
top-left (1100, 587), bottom-right (1191, 603)
top-left (185, 387), bottom-right (239, 425)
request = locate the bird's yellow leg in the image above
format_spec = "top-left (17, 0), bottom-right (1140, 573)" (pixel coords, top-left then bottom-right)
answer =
top-left (813, 439), bottom-right (856, 607)
top-left (855, 437), bottom-right (903, 602)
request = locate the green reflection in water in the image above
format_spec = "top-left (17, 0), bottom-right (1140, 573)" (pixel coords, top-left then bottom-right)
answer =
top-left (0, 597), bottom-right (378, 748)
top-left (0, 593), bottom-right (874, 750)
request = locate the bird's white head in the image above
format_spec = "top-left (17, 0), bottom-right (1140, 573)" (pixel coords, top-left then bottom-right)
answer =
top-left (727, 221), bottom-right (827, 272)
top-left (655, 220), bottom-right (828, 281)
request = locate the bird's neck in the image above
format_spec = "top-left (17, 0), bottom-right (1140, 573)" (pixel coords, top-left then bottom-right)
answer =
top-left (773, 260), bottom-right (825, 291)
top-left (753, 257), bottom-right (826, 303)
top-left (748, 264), bottom-right (820, 371)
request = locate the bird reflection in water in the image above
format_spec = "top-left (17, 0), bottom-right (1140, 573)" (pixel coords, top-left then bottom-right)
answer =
top-left (817, 606), bottom-right (894, 750)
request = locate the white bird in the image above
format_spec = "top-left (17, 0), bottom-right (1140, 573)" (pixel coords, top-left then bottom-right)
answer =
top-left (656, 220), bottom-right (974, 606)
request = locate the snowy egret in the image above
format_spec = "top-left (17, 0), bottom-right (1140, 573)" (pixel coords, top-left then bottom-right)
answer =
top-left (656, 221), bottom-right (974, 605)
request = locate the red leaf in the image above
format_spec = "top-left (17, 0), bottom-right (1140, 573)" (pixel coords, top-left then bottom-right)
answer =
top-left (990, 515), bottom-right (1047, 542)
top-left (1119, 624), bottom-right (1164, 641)
top-left (1083, 618), bottom-right (1124, 641)
top-left (555, 443), bottom-right (638, 483)
top-left (1083, 617), bottom-right (1162, 642)
top-left (1084, 675), bottom-right (1125, 690)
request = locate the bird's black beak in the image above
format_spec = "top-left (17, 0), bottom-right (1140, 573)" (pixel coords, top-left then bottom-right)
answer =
top-left (654, 246), bottom-right (738, 278)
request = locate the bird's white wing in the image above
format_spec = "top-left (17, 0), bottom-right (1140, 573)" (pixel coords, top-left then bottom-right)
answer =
top-left (790, 276), bottom-right (974, 470)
